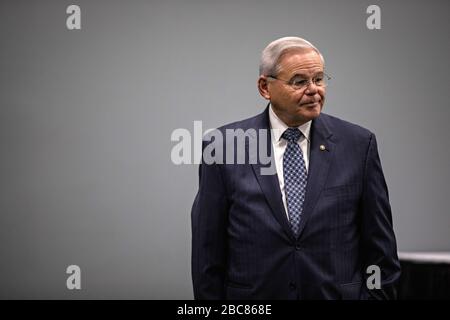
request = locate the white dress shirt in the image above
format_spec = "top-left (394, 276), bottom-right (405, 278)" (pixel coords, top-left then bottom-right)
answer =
top-left (268, 104), bottom-right (311, 219)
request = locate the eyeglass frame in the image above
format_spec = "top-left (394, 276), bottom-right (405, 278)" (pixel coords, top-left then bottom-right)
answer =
top-left (265, 72), bottom-right (331, 91)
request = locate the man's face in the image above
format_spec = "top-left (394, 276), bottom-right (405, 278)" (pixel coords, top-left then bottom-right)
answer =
top-left (258, 49), bottom-right (326, 127)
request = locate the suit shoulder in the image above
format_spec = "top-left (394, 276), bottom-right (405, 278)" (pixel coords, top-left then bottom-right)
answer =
top-left (203, 112), bottom-right (264, 141)
top-left (320, 113), bottom-right (374, 141)
top-left (217, 113), bottom-right (263, 131)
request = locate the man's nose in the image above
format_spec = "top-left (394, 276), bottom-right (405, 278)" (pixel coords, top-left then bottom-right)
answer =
top-left (304, 82), bottom-right (319, 94)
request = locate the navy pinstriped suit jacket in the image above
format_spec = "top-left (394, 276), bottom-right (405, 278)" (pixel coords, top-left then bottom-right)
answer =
top-left (191, 106), bottom-right (401, 299)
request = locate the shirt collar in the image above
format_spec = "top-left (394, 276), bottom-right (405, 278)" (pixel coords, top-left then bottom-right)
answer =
top-left (269, 104), bottom-right (312, 143)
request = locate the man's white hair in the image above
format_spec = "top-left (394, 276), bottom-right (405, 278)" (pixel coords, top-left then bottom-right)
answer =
top-left (259, 36), bottom-right (324, 76)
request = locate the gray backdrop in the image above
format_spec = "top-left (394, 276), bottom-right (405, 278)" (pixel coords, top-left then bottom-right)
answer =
top-left (1, 0), bottom-right (449, 299)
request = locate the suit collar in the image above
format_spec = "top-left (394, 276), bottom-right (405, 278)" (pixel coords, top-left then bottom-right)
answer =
top-left (251, 104), bottom-right (332, 139)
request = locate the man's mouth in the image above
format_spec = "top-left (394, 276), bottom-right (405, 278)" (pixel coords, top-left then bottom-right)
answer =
top-left (301, 101), bottom-right (320, 107)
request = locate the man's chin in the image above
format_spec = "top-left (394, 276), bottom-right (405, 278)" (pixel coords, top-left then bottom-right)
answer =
top-left (299, 103), bottom-right (322, 119)
top-left (288, 110), bottom-right (321, 126)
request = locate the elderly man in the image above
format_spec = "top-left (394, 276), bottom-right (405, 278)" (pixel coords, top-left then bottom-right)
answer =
top-left (191, 37), bottom-right (401, 300)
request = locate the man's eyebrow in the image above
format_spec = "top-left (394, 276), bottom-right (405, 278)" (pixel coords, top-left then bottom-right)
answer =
top-left (290, 71), bottom-right (324, 79)
top-left (289, 73), bottom-right (308, 78)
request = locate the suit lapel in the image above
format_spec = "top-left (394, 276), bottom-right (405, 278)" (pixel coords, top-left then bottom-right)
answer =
top-left (250, 107), bottom-right (295, 241)
top-left (296, 114), bottom-right (335, 239)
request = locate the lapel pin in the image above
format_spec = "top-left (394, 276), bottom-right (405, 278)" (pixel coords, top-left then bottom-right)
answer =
top-left (320, 145), bottom-right (326, 151)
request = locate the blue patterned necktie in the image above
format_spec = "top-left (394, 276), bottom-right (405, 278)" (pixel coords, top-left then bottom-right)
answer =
top-left (282, 127), bottom-right (308, 237)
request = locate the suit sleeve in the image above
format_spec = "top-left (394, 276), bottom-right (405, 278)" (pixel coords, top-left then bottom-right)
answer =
top-left (359, 133), bottom-right (401, 300)
top-left (191, 140), bottom-right (229, 299)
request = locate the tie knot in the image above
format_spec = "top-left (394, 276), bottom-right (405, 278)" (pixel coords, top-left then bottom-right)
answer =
top-left (282, 127), bottom-right (302, 143)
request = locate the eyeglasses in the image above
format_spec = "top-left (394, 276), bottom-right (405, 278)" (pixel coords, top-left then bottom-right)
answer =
top-left (266, 72), bottom-right (331, 90)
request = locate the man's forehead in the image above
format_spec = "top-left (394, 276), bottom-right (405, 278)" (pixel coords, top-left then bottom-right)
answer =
top-left (279, 49), bottom-right (322, 63)
top-left (278, 50), bottom-right (323, 74)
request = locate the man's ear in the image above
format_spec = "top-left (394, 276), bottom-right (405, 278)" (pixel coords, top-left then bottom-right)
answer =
top-left (257, 76), bottom-right (271, 100)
